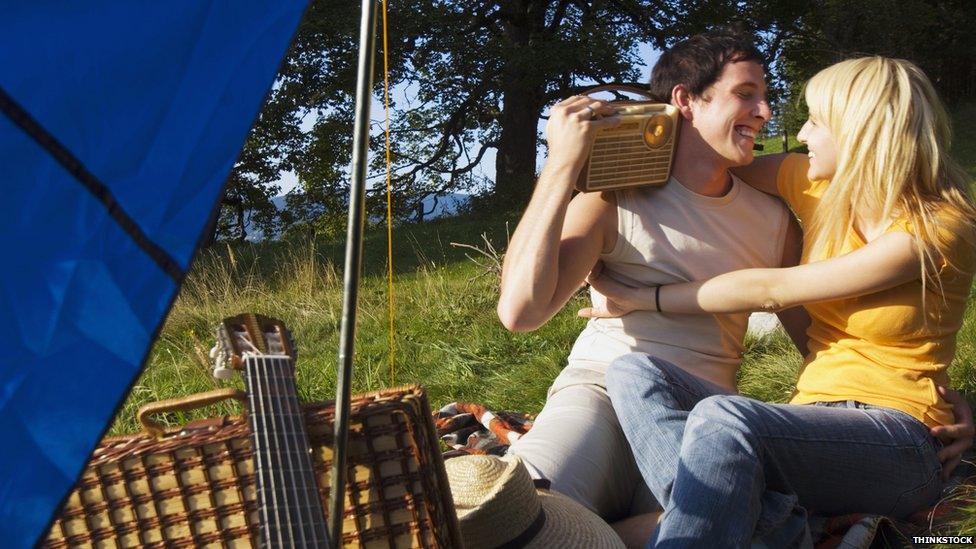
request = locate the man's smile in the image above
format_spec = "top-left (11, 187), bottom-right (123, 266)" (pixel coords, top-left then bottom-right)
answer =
top-left (734, 125), bottom-right (758, 139)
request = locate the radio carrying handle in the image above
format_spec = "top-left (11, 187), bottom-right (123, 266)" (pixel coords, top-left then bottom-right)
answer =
top-left (579, 84), bottom-right (658, 103)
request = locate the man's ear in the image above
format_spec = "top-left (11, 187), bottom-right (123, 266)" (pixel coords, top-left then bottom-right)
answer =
top-left (671, 84), bottom-right (694, 120)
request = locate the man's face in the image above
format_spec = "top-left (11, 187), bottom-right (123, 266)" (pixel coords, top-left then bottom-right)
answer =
top-left (687, 60), bottom-right (771, 167)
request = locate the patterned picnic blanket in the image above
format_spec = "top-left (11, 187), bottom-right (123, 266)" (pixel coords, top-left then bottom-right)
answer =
top-left (434, 401), bottom-right (975, 549)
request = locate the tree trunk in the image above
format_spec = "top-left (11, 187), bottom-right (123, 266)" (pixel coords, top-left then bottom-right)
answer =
top-left (495, 80), bottom-right (544, 207)
top-left (236, 205), bottom-right (247, 243)
top-left (494, 1), bottom-right (547, 208)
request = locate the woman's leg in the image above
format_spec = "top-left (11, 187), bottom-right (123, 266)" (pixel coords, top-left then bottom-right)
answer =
top-left (606, 353), bottom-right (733, 509)
top-left (653, 395), bottom-right (944, 548)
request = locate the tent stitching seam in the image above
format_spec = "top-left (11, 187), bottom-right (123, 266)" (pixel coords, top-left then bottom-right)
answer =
top-left (0, 86), bottom-right (184, 280)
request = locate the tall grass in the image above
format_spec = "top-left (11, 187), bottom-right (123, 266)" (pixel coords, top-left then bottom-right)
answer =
top-left (111, 217), bottom-right (562, 434)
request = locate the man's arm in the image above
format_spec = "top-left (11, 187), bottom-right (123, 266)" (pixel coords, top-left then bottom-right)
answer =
top-left (497, 96), bottom-right (620, 332)
top-left (932, 386), bottom-right (975, 480)
top-left (775, 214), bottom-right (811, 357)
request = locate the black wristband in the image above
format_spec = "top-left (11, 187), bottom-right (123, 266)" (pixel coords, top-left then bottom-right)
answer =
top-left (655, 285), bottom-right (662, 312)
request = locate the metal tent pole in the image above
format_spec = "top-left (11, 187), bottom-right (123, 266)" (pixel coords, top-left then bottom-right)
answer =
top-left (330, 0), bottom-right (377, 546)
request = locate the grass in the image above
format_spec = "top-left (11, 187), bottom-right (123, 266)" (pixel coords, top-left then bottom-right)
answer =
top-left (113, 103), bottom-right (976, 544)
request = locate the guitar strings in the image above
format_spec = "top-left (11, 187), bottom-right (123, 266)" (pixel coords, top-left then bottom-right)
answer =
top-left (277, 356), bottom-right (329, 539)
top-left (253, 354), bottom-right (288, 547)
top-left (270, 354), bottom-right (314, 545)
top-left (250, 354), bottom-right (329, 546)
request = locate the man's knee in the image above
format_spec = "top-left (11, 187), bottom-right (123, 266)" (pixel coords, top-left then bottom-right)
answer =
top-left (507, 382), bottom-right (643, 519)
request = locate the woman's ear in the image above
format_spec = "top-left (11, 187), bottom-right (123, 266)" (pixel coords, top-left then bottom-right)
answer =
top-left (671, 84), bottom-right (694, 120)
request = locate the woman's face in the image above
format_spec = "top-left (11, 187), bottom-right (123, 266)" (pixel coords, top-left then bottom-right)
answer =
top-left (797, 116), bottom-right (838, 180)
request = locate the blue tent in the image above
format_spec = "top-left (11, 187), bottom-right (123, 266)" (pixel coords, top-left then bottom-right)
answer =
top-left (0, 2), bottom-right (308, 545)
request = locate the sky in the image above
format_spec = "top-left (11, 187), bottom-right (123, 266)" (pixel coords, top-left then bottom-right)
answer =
top-left (274, 43), bottom-right (662, 196)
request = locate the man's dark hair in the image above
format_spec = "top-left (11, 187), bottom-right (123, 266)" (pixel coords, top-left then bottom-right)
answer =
top-left (648, 28), bottom-right (765, 103)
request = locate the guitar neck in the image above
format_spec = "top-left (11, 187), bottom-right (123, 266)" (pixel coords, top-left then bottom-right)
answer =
top-left (243, 354), bottom-right (330, 547)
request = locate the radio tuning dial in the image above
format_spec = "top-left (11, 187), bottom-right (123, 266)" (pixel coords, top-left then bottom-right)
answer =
top-left (643, 114), bottom-right (673, 149)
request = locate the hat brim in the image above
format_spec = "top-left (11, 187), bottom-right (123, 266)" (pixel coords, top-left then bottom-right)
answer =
top-left (525, 489), bottom-right (626, 549)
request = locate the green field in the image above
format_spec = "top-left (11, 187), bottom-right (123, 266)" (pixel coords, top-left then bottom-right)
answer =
top-left (115, 103), bottom-right (976, 542)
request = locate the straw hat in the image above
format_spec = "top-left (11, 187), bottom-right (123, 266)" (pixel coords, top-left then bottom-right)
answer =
top-left (445, 454), bottom-right (625, 549)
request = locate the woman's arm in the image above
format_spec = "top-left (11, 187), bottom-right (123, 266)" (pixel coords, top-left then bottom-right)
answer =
top-left (729, 153), bottom-right (789, 196)
top-left (581, 230), bottom-right (920, 316)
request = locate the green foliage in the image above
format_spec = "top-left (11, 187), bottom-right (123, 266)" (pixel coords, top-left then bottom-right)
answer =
top-left (278, 1), bottom-right (673, 211)
top-left (219, 0), bottom-right (814, 233)
top-left (773, 0), bottom-right (976, 135)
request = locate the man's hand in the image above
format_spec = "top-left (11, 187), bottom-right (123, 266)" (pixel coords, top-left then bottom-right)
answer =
top-left (544, 96), bottom-right (620, 174)
top-left (931, 385), bottom-right (974, 480)
top-left (577, 261), bottom-right (653, 319)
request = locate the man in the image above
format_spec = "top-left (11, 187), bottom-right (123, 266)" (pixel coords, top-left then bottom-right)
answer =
top-left (497, 28), bottom-right (809, 544)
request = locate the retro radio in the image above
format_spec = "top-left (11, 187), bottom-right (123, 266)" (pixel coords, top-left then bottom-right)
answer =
top-left (576, 84), bottom-right (681, 193)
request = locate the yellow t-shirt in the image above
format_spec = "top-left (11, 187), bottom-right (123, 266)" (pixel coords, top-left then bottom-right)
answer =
top-left (777, 153), bottom-right (976, 427)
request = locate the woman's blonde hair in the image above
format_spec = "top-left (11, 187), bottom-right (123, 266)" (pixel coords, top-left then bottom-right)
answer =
top-left (803, 56), bottom-right (976, 293)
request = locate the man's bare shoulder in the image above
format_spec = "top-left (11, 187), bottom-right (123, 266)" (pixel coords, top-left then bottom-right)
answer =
top-left (732, 173), bottom-right (791, 213)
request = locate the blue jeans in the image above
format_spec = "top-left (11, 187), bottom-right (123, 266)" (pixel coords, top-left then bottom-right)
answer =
top-left (606, 353), bottom-right (944, 548)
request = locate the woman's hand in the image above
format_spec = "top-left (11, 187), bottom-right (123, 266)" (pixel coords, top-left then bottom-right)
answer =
top-left (577, 261), bottom-right (655, 319)
top-left (931, 385), bottom-right (974, 480)
top-left (577, 294), bottom-right (636, 318)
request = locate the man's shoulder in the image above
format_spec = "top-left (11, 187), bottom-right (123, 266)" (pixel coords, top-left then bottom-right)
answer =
top-left (730, 172), bottom-right (789, 213)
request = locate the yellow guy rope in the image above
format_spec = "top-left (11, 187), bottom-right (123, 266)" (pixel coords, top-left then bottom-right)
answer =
top-left (381, 0), bottom-right (396, 385)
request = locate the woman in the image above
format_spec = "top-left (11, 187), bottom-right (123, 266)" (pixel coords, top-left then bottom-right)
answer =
top-left (582, 57), bottom-right (976, 546)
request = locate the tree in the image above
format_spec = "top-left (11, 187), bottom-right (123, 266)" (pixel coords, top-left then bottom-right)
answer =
top-left (772, 0), bottom-right (976, 136)
top-left (221, 0), bottom-right (976, 236)
top-left (231, 0), bottom-right (678, 230)
top-left (213, 66), bottom-right (308, 242)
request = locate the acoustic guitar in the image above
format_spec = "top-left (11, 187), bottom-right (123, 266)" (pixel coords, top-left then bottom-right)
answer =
top-left (211, 313), bottom-right (331, 548)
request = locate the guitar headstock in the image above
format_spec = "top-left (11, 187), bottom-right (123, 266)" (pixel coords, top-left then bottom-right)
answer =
top-left (210, 313), bottom-right (297, 380)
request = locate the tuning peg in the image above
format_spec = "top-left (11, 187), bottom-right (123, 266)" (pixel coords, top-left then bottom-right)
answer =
top-left (210, 344), bottom-right (234, 380)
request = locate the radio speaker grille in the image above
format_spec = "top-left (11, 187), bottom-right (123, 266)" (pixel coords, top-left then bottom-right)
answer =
top-left (577, 104), bottom-right (680, 192)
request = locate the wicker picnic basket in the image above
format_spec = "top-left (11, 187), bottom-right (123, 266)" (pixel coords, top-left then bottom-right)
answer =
top-left (42, 385), bottom-right (462, 548)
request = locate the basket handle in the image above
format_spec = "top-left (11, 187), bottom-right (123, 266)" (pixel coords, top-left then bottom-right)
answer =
top-left (137, 388), bottom-right (246, 438)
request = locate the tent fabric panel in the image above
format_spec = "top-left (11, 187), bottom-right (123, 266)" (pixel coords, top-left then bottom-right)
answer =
top-left (0, 1), bottom-right (308, 267)
top-left (0, 2), bottom-right (309, 545)
top-left (0, 113), bottom-right (177, 548)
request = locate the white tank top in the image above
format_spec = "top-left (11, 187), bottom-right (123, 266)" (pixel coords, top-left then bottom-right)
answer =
top-left (560, 175), bottom-right (790, 391)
